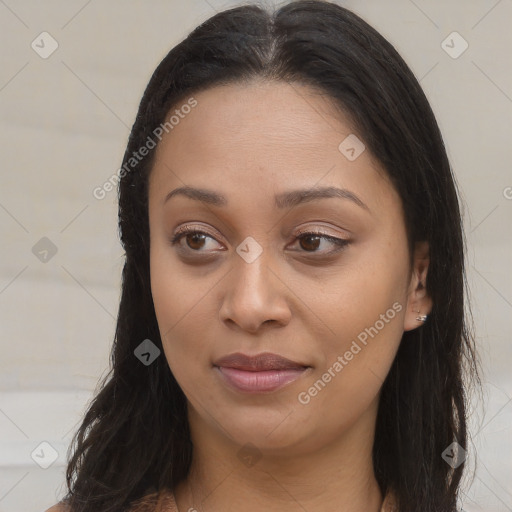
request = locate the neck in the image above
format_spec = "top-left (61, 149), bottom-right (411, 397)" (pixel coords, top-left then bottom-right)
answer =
top-left (174, 400), bottom-right (384, 512)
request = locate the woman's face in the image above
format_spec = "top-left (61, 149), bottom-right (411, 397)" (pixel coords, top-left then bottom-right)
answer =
top-left (148, 80), bottom-right (427, 456)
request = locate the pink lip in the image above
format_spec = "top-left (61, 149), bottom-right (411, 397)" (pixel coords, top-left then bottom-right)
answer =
top-left (216, 367), bottom-right (308, 393)
top-left (213, 352), bottom-right (310, 393)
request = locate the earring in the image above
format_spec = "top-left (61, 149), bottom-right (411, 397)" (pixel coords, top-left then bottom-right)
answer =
top-left (414, 308), bottom-right (427, 322)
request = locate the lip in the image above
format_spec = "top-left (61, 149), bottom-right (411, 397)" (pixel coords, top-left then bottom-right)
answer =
top-left (213, 352), bottom-right (311, 393)
top-left (214, 352), bottom-right (308, 371)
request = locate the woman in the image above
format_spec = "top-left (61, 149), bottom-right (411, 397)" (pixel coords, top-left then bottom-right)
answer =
top-left (47, 1), bottom-right (480, 511)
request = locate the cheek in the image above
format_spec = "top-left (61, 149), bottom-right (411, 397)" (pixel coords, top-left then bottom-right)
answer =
top-left (312, 237), bottom-right (409, 382)
top-left (296, 282), bottom-right (405, 438)
top-left (150, 244), bottom-right (216, 386)
top-left (150, 235), bottom-right (216, 325)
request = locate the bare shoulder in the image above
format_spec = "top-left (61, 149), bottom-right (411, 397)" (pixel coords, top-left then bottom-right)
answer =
top-left (45, 503), bottom-right (70, 512)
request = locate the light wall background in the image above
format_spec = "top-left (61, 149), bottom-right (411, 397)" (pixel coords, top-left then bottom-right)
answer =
top-left (0, 1), bottom-right (510, 511)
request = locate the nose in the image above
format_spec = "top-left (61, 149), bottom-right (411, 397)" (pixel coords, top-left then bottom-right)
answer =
top-left (218, 251), bottom-right (292, 334)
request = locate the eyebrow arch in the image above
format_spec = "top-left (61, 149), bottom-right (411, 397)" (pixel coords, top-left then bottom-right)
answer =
top-left (164, 185), bottom-right (370, 212)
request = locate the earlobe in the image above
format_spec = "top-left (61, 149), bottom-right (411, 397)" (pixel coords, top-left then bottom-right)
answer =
top-left (404, 241), bottom-right (433, 332)
top-left (413, 308), bottom-right (428, 323)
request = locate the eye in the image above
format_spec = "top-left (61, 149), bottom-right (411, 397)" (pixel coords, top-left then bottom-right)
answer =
top-left (292, 230), bottom-right (350, 255)
top-left (170, 226), bottom-right (224, 252)
top-left (170, 226), bottom-right (350, 255)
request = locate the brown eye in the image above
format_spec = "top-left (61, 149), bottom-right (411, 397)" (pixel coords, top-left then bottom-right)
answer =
top-left (294, 231), bottom-right (350, 254)
top-left (170, 227), bottom-right (350, 256)
top-left (170, 228), bottom-right (223, 253)
top-left (299, 234), bottom-right (321, 252)
top-left (185, 233), bottom-right (207, 250)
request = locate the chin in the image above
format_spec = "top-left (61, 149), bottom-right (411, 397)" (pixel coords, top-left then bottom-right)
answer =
top-left (213, 406), bottom-right (312, 452)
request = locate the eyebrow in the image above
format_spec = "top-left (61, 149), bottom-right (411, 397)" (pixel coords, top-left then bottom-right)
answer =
top-left (164, 185), bottom-right (370, 212)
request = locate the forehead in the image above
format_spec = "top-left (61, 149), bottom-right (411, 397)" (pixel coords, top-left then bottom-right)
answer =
top-left (154, 80), bottom-right (355, 164)
top-left (148, 80), bottom-right (394, 213)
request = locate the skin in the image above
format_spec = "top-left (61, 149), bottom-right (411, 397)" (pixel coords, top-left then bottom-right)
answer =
top-left (147, 79), bottom-right (432, 512)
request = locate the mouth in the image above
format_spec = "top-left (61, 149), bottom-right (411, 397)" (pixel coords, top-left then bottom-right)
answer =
top-left (213, 352), bottom-right (311, 393)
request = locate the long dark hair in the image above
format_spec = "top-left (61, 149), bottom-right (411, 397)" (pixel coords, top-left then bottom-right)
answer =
top-left (62, 1), bottom-right (480, 511)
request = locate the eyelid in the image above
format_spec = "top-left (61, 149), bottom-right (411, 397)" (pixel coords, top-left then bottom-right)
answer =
top-left (173, 223), bottom-right (223, 240)
top-left (295, 226), bottom-right (347, 239)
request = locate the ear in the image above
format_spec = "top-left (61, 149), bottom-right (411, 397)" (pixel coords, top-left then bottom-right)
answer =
top-left (404, 240), bottom-right (433, 332)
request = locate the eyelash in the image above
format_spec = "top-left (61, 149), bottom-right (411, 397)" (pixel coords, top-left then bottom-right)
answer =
top-left (169, 226), bottom-right (350, 255)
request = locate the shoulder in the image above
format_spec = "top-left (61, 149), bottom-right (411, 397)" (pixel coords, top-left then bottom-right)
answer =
top-left (45, 504), bottom-right (69, 512)
top-left (381, 489), bottom-right (398, 512)
top-left (44, 488), bottom-right (177, 512)
top-left (127, 488), bottom-right (177, 512)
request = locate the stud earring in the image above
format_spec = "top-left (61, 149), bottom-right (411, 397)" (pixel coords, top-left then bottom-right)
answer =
top-left (413, 308), bottom-right (427, 322)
